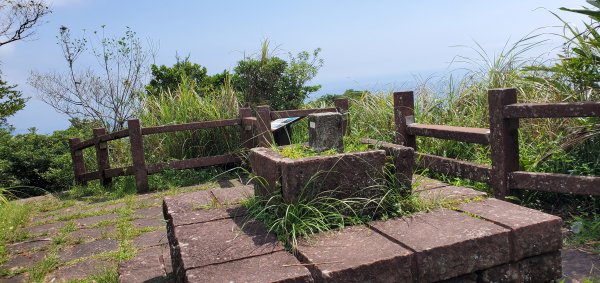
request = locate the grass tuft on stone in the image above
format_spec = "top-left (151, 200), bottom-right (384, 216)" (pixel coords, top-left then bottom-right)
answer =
top-left (243, 163), bottom-right (451, 251)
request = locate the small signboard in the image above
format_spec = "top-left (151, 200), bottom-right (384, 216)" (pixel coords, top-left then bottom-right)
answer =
top-left (271, 117), bottom-right (301, 131)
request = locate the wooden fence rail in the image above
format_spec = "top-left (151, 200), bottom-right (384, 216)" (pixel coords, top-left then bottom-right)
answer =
top-left (393, 88), bottom-right (600, 198)
top-left (69, 101), bottom-right (348, 193)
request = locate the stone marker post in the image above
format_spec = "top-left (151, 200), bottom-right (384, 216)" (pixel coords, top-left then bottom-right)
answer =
top-left (308, 112), bottom-right (344, 153)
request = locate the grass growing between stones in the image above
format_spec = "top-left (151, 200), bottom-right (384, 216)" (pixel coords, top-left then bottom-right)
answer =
top-left (0, 202), bottom-right (32, 265)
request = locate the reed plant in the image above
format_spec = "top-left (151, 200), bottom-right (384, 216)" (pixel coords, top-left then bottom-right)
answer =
top-left (140, 76), bottom-right (242, 163)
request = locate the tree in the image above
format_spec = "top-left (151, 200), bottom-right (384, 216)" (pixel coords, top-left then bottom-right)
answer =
top-left (233, 40), bottom-right (323, 110)
top-left (0, 0), bottom-right (51, 47)
top-left (146, 56), bottom-right (207, 96)
top-left (146, 56), bottom-right (232, 97)
top-left (29, 26), bottom-right (154, 131)
top-left (0, 72), bottom-right (27, 126)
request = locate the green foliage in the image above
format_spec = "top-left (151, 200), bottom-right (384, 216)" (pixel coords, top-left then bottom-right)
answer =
top-left (0, 202), bottom-right (31, 265)
top-left (146, 56), bottom-right (229, 97)
top-left (277, 137), bottom-right (370, 159)
top-left (140, 76), bottom-right (241, 161)
top-left (311, 89), bottom-right (368, 105)
top-left (233, 40), bottom-right (323, 110)
top-left (0, 73), bottom-right (27, 127)
top-left (568, 213), bottom-right (600, 253)
top-left (0, 125), bottom-right (89, 195)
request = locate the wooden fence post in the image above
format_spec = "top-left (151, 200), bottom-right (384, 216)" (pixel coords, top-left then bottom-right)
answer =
top-left (128, 119), bottom-right (149, 193)
top-left (394, 91), bottom-right (417, 149)
top-left (93, 128), bottom-right (112, 187)
top-left (334, 98), bottom-right (350, 136)
top-left (488, 88), bottom-right (520, 199)
top-left (69, 138), bottom-right (87, 185)
top-left (256, 105), bottom-right (273, 147)
top-left (239, 107), bottom-right (255, 149)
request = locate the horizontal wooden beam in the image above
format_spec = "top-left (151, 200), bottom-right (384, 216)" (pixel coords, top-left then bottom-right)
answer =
top-left (503, 102), bottom-right (600, 118)
top-left (270, 108), bottom-right (337, 119)
top-left (80, 171), bottom-right (100, 182)
top-left (142, 119), bottom-right (242, 135)
top-left (415, 153), bottom-right (491, 183)
top-left (98, 129), bottom-right (129, 143)
top-left (105, 166), bottom-right (135, 178)
top-left (73, 129), bottom-right (130, 151)
top-left (407, 124), bottom-right (490, 145)
top-left (146, 153), bottom-right (241, 174)
top-left (509, 171), bottom-right (600, 195)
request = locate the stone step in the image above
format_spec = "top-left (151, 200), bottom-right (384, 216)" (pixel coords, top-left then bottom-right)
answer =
top-left (162, 182), bottom-right (563, 282)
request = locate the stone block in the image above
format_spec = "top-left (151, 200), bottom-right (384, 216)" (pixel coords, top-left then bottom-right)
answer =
top-left (308, 112), bottom-right (344, 153)
top-left (369, 209), bottom-right (510, 282)
top-left (280, 150), bottom-right (386, 203)
top-left (58, 239), bottom-right (119, 262)
top-left (250, 147), bottom-right (285, 197)
top-left (167, 217), bottom-right (283, 281)
top-left (416, 185), bottom-right (486, 202)
top-left (186, 251), bottom-right (313, 283)
top-left (478, 251), bottom-right (562, 283)
top-left (459, 198), bottom-right (562, 260)
top-left (296, 225), bottom-right (413, 283)
top-left (167, 206), bottom-right (246, 227)
top-left (119, 246), bottom-right (167, 283)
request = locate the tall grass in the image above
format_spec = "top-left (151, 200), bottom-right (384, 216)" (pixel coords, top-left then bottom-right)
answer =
top-left (140, 76), bottom-right (241, 162)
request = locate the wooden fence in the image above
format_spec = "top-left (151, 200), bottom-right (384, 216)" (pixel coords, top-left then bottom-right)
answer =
top-left (68, 99), bottom-right (349, 193)
top-left (393, 88), bottom-right (600, 198)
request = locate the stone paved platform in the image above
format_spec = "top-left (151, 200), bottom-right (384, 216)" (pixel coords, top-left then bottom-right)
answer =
top-left (163, 177), bottom-right (565, 283)
top-left (2, 177), bottom-right (598, 282)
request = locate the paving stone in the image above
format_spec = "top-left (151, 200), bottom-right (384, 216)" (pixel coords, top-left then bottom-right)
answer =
top-left (186, 251), bottom-right (313, 283)
top-left (68, 226), bottom-right (117, 241)
top-left (86, 202), bottom-right (125, 214)
top-left (296, 225), bottom-right (413, 283)
top-left (75, 213), bottom-right (118, 228)
top-left (133, 206), bottom-right (163, 219)
top-left (416, 185), bottom-right (486, 202)
top-left (369, 209), bottom-right (511, 282)
top-left (0, 273), bottom-right (27, 282)
top-left (26, 221), bottom-right (64, 235)
top-left (167, 206), bottom-right (247, 227)
top-left (119, 246), bottom-right (167, 283)
top-left (132, 229), bottom-right (168, 248)
top-left (3, 252), bottom-right (45, 270)
top-left (132, 217), bottom-right (166, 229)
top-left (163, 190), bottom-right (212, 214)
top-left (413, 176), bottom-right (448, 191)
top-left (8, 238), bottom-right (51, 254)
top-left (459, 198), bottom-right (562, 260)
top-left (478, 251), bottom-right (562, 282)
top-left (210, 185), bottom-right (253, 205)
top-left (561, 249), bottom-right (600, 282)
top-left (58, 239), bottom-right (119, 262)
top-left (46, 258), bottom-right (115, 282)
top-left (168, 217), bottom-right (282, 281)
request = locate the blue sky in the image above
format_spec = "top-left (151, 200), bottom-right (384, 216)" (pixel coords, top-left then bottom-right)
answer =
top-left (0, 0), bottom-right (590, 133)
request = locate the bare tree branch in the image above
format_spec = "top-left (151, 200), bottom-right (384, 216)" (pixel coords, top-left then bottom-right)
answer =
top-left (0, 0), bottom-right (51, 47)
top-left (29, 26), bottom-right (154, 131)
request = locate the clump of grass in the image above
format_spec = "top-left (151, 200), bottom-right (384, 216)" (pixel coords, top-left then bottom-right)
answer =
top-left (567, 214), bottom-right (600, 253)
top-left (243, 163), bottom-right (443, 251)
top-left (140, 75), bottom-right (241, 161)
top-left (0, 202), bottom-right (31, 264)
top-left (277, 136), bottom-right (371, 159)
